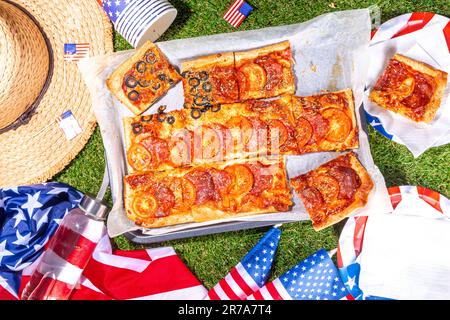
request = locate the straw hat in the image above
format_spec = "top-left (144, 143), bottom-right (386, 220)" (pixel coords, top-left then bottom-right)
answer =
top-left (0, 0), bottom-right (113, 187)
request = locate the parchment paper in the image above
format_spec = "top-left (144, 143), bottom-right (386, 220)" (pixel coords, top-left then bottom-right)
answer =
top-left (78, 8), bottom-right (392, 238)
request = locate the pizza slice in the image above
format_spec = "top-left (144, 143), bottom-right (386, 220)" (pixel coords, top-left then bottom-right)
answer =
top-left (290, 152), bottom-right (374, 231)
top-left (181, 52), bottom-right (239, 109)
top-left (369, 53), bottom-right (448, 123)
top-left (107, 41), bottom-right (182, 115)
top-left (235, 41), bottom-right (295, 101)
top-left (291, 89), bottom-right (359, 153)
top-left (124, 158), bottom-right (292, 228)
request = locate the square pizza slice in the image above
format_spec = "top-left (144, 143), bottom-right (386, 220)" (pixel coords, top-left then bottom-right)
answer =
top-left (181, 52), bottom-right (239, 109)
top-left (107, 41), bottom-right (182, 115)
top-left (290, 152), bottom-right (374, 231)
top-left (124, 157), bottom-right (292, 228)
top-left (291, 89), bottom-right (359, 153)
top-left (369, 53), bottom-right (448, 123)
top-left (235, 41), bottom-right (295, 101)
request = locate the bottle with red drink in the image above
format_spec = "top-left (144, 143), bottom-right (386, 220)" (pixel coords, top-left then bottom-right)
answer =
top-left (21, 195), bottom-right (108, 300)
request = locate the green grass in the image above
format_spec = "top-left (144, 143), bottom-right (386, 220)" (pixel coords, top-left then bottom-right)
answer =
top-left (56, 1), bottom-right (450, 289)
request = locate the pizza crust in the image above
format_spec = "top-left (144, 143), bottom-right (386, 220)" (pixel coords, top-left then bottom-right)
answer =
top-left (181, 51), bottom-right (235, 71)
top-left (370, 53), bottom-right (448, 123)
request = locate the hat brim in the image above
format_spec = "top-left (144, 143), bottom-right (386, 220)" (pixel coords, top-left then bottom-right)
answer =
top-left (0, 0), bottom-right (113, 187)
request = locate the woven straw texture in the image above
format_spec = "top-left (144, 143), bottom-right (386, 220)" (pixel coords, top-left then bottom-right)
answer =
top-left (0, 2), bottom-right (49, 129)
top-left (0, 0), bottom-right (113, 187)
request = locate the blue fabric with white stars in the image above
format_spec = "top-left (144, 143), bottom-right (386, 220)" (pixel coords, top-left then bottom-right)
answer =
top-left (242, 227), bottom-right (281, 287)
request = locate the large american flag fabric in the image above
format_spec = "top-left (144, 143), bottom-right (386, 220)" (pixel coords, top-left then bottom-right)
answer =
top-left (207, 227), bottom-right (281, 300)
top-left (0, 183), bottom-right (207, 300)
top-left (247, 249), bottom-right (353, 300)
top-left (223, 0), bottom-right (253, 28)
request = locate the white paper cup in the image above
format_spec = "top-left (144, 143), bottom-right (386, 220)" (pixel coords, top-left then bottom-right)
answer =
top-left (114, 0), bottom-right (177, 48)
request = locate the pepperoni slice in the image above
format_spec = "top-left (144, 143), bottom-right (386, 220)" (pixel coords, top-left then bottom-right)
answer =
top-left (133, 192), bottom-right (158, 219)
top-left (295, 117), bottom-right (313, 148)
top-left (329, 166), bottom-right (361, 200)
top-left (152, 183), bottom-right (176, 217)
top-left (139, 136), bottom-right (170, 166)
top-left (268, 119), bottom-right (289, 148)
top-left (209, 168), bottom-right (232, 196)
top-left (246, 117), bottom-right (268, 152)
top-left (185, 169), bottom-right (217, 204)
top-left (127, 143), bottom-right (153, 171)
top-left (194, 125), bottom-right (222, 160)
top-left (300, 187), bottom-right (325, 213)
top-left (305, 113), bottom-right (329, 144)
top-left (237, 62), bottom-right (267, 93)
top-left (321, 108), bottom-right (352, 142)
top-left (224, 164), bottom-right (254, 196)
top-left (311, 174), bottom-right (340, 203)
top-left (255, 55), bottom-right (283, 90)
top-left (247, 162), bottom-right (273, 195)
top-left (210, 66), bottom-right (239, 100)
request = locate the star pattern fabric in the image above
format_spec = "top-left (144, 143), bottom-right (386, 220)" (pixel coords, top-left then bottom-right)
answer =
top-left (101, 0), bottom-right (132, 23)
top-left (0, 182), bottom-right (82, 275)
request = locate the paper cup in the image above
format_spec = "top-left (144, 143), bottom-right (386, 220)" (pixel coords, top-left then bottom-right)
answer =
top-left (114, 0), bottom-right (177, 48)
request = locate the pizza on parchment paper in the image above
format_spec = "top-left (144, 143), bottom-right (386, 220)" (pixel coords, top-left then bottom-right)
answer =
top-left (107, 41), bottom-right (182, 115)
top-left (369, 53), bottom-right (448, 123)
top-left (290, 152), bottom-right (374, 231)
top-left (124, 157), bottom-right (292, 228)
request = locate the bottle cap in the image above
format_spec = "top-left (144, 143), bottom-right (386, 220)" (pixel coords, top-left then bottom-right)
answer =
top-left (79, 194), bottom-right (109, 221)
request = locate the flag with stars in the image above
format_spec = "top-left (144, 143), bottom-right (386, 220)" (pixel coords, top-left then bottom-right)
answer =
top-left (247, 249), bottom-right (353, 300)
top-left (207, 227), bottom-right (281, 300)
top-left (0, 183), bottom-right (83, 299)
top-left (223, 0), bottom-right (253, 28)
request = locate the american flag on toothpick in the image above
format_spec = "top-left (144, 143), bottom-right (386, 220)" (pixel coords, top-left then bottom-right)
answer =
top-left (247, 249), bottom-right (353, 300)
top-left (223, 0), bottom-right (253, 28)
top-left (207, 227), bottom-right (281, 300)
top-left (63, 43), bottom-right (90, 62)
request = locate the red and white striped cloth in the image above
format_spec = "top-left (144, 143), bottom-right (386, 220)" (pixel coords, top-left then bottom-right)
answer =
top-left (337, 185), bottom-right (449, 269)
top-left (370, 12), bottom-right (450, 50)
top-left (7, 230), bottom-right (207, 300)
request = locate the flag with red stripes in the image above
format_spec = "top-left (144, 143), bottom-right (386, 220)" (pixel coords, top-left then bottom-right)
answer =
top-left (207, 227), bottom-right (281, 300)
top-left (223, 0), bottom-right (253, 28)
top-left (247, 249), bottom-right (352, 300)
top-left (64, 43), bottom-right (90, 62)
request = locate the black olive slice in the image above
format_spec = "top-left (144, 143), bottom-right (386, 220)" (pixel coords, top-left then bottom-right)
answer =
top-left (198, 71), bottom-right (209, 81)
top-left (158, 105), bottom-right (167, 113)
top-left (139, 80), bottom-right (151, 87)
top-left (145, 52), bottom-right (157, 64)
top-left (200, 105), bottom-right (211, 113)
top-left (211, 104), bottom-right (221, 113)
top-left (136, 61), bottom-right (147, 73)
top-left (194, 94), bottom-right (210, 106)
top-left (156, 113), bottom-right (166, 123)
top-left (166, 116), bottom-right (175, 125)
top-left (128, 90), bottom-right (140, 102)
top-left (152, 83), bottom-right (161, 91)
top-left (158, 74), bottom-right (167, 81)
top-left (181, 71), bottom-right (189, 78)
top-left (191, 108), bottom-right (202, 120)
top-left (132, 122), bottom-right (143, 134)
top-left (124, 76), bottom-right (138, 88)
top-left (202, 82), bottom-right (212, 92)
top-left (168, 78), bottom-right (174, 85)
top-left (141, 115), bottom-right (153, 122)
top-left (188, 77), bottom-right (200, 87)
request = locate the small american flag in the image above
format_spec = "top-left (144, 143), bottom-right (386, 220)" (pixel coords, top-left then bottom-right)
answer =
top-left (207, 227), bottom-right (281, 300)
top-left (63, 43), bottom-right (90, 62)
top-left (247, 249), bottom-right (353, 300)
top-left (223, 0), bottom-right (253, 28)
